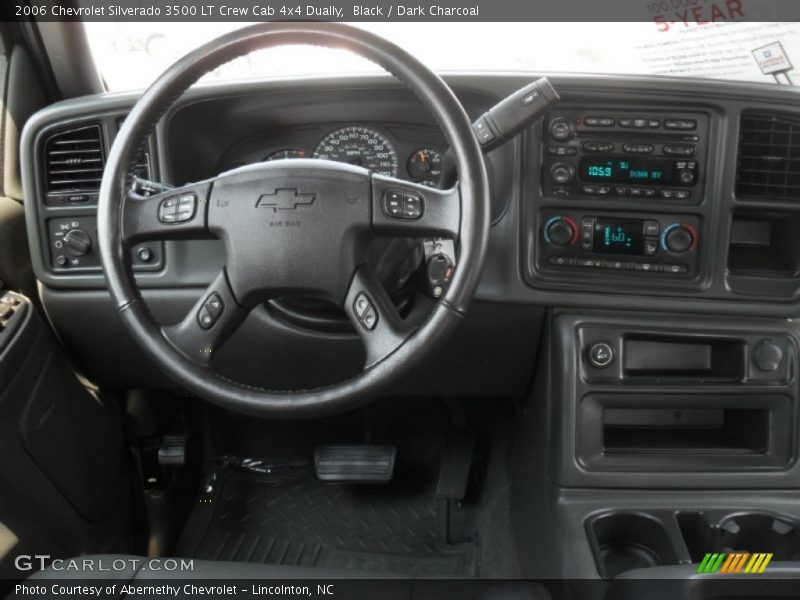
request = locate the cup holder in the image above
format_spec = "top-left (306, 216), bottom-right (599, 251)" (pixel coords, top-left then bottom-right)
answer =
top-left (679, 511), bottom-right (800, 562)
top-left (588, 509), bottom-right (800, 579)
top-left (587, 512), bottom-right (681, 579)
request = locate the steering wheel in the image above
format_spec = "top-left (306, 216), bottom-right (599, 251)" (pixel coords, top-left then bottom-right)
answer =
top-left (98, 23), bottom-right (490, 418)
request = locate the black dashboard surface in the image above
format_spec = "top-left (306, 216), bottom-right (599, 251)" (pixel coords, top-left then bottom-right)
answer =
top-left (21, 73), bottom-right (800, 320)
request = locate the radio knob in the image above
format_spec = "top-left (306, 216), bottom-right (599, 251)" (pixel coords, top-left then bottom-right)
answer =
top-left (550, 162), bottom-right (575, 185)
top-left (546, 218), bottom-right (576, 247)
top-left (678, 169), bottom-right (695, 185)
top-left (665, 225), bottom-right (693, 253)
top-left (548, 117), bottom-right (575, 141)
top-left (62, 228), bottom-right (92, 257)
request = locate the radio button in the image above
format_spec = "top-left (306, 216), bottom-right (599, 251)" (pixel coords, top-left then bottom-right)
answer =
top-left (633, 118), bottom-right (647, 128)
top-left (664, 119), bottom-right (697, 130)
top-left (664, 144), bottom-right (696, 157)
top-left (550, 163), bottom-right (575, 184)
top-left (622, 143), bottom-right (654, 154)
top-left (615, 186), bottom-right (629, 196)
top-left (547, 145), bottom-right (578, 156)
top-left (585, 117), bottom-right (614, 127)
top-left (648, 119), bottom-right (661, 128)
top-left (629, 187), bottom-right (643, 197)
top-left (582, 142), bottom-right (614, 153)
top-left (644, 188), bottom-right (657, 197)
top-left (618, 118), bottom-right (632, 127)
top-left (661, 189), bottom-right (692, 199)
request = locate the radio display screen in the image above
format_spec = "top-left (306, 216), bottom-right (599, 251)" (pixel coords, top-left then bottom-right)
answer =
top-left (579, 157), bottom-right (678, 185)
top-left (593, 218), bottom-right (644, 255)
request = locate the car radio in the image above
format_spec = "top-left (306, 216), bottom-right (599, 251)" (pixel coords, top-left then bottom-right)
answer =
top-left (541, 110), bottom-right (708, 202)
top-left (537, 209), bottom-right (701, 277)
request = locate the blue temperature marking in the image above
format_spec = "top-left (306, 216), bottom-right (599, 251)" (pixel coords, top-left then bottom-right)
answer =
top-left (661, 223), bottom-right (680, 251)
top-left (544, 216), bottom-right (562, 244)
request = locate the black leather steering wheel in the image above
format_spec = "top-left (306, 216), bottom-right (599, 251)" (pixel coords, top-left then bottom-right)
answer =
top-left (98, 22), bottom-right (489, 418)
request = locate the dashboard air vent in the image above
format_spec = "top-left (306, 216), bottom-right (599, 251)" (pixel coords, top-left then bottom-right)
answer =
top-left (44, 124), bottom-right (105, 195)
top-left (737, 112), bottom-right (800, 200)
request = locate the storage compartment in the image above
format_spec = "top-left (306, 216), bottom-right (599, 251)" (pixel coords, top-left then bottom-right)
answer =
top-left (587, 512), bottom-right (681, 579)
top-left (603, 408), bottom-right (767, 453)
top-left (623, 335), bottom-right (745, 382)
top-left (579, 394), bottom-right (793, 471)
top-left (728, 211), bottom-right (800, 277)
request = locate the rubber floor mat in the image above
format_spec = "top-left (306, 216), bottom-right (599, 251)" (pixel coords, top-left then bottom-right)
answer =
top-left (178, 438), bottom-right (476, 576)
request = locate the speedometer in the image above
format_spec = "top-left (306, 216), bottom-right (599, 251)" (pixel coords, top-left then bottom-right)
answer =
top-left (313, 127), bottom-right (398, 177)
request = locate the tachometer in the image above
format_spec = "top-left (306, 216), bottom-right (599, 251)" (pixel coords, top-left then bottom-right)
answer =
top-left (264, 148), bottom-right (306, 161)
top-left (407, 148), bottom-right (443, 187)
top-left (313, 127), bottom-right (398, 177)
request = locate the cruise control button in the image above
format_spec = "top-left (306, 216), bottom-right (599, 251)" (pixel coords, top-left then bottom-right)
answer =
top-left (159, 193), bottom-right (196, 224)
top-left (353, 293), bottom-right (378, 331)
top-left (403, 192), bottom-right (424, 219)
top-left (472, 116), bottom-right (495, 145)
top-left (197, 292), bottom-right (224, 330)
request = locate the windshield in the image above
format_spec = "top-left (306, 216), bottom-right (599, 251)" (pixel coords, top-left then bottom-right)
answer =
top-left (85, 22), bottom-right (799, 92)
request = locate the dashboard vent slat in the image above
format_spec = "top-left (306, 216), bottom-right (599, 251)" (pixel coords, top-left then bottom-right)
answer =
top-left (736, 112), bottom-right (800, 200)
top-left (44, 124), bottom-right (105, 195)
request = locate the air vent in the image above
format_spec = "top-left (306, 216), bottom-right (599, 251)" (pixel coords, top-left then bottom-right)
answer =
top-left (44, 124), bottom-right (105, 195)
top-left (737, 112), bottom-right (800, 200)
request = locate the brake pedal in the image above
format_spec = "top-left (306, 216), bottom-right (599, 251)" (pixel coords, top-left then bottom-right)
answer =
top-left (314, 445), bottom-right (396, 483)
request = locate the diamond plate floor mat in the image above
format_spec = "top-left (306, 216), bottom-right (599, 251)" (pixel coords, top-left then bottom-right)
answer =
top-left (177, 438), bottom-right (476, 576)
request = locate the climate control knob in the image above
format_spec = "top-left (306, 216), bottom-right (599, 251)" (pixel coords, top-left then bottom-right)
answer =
top-left (663, 224), bottom-right (694, 254)
top-left (62, 228), bottom-right (92, 257)
top-left (545, 217), bottom-right (576, 247)
top-left (550, 162), bottom-right (575, 185)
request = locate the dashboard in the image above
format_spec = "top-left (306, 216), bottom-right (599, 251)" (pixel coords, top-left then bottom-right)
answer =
top-left (19, 73), bottom-right (800, 389)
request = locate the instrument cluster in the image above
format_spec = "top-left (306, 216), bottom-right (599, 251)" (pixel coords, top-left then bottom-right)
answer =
top-left (221, 123), bottom-right (446, 188)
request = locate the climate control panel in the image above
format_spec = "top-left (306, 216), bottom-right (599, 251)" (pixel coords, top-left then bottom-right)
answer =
top-left (538, 209), bottom-right (700, 277)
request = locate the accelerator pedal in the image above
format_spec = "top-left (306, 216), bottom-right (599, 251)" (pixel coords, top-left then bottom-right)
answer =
top-left (314, 445), bottom-right (396, 483)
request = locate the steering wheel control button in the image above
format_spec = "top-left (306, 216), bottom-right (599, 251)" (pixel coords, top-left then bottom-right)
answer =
top-left (197, 293), bottom-right (224, 330)
top-left (159, 193), bottom-right (197, 224)
top-left (383, 189), bottom-right (424, 220)
top-left (587, 342), bottom-right (615, 369)
top-left (353, 293), bottom-right (378, 331)
top-left (402, 192), bottom-right (424, 219)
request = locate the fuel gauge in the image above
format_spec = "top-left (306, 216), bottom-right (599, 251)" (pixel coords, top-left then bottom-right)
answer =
top-left (407, 148), bottom-right (443, 188)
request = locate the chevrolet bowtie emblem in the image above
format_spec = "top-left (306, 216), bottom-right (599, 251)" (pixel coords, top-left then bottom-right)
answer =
top-left (256, 188), bottom-right (316, 212)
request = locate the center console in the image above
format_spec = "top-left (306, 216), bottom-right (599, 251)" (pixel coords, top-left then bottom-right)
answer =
top-left (525, 107), bottom-right (715, 296)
